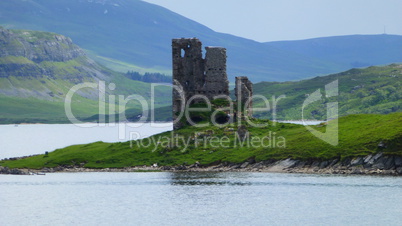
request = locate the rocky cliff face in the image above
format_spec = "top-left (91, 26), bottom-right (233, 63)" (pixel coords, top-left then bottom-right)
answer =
top-left (0, 27), bottom-right (171, 123)
top-left (0, 27), bottom-right (112, 100)
top-left (0, 27), bottom-right (85, 63)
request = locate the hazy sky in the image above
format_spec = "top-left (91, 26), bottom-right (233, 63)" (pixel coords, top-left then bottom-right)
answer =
top-left (142, 0), bottom-right (402, 42)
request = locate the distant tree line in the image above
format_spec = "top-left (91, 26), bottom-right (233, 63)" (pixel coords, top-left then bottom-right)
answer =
top-left (125, 71), bottom-right (171, 83)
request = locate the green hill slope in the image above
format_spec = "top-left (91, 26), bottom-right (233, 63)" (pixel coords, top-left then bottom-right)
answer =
top-left (1, 0), bottom-right (400, 81)
top-left (0, 27), bottom-right (171, 123)
top-left (253, 64), bottom-right (402, 120)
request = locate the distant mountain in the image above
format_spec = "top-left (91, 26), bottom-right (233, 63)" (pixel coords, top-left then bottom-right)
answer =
top-left (266, 34), bottom-right (402, 69)
top-left (0, 26), bottom-right (97, 100)
top-left (1, 0), bottom-right (400, 82)
top-left (0, 27), bottom-right (170, 123)
top-left (253, 64), bottom-right (402, 120)
top-left (0, 27), bottom-right (400, 124)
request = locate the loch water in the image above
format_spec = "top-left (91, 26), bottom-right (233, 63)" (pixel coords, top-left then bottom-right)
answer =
top-left (1, 172), bottom-right (402, 225)
top-left (0, 123), bottom-right (173, 159)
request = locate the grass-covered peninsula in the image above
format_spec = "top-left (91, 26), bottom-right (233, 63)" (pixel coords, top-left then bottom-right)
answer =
top-left (1, 113), bottom-right (401, 170)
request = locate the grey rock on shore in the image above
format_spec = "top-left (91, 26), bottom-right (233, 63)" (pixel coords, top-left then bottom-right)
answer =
top-left (2, 153), bottom-right (402, 176)
top-left (0, 166), bottom-right (29, 175)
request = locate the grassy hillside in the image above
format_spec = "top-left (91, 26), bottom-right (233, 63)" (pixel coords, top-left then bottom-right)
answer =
top-left (0, 27), bottom-right (171, 123)
top-left (253, 64), bottom-right (402, 120)
top-left (1, 1), bottom-right (400, 81)
top-left (0, 96), bottom-right (101, 124)
top-left (1, 113), bottom-right (401, 169)
top-left (0, 68), bottom-right (172, 124)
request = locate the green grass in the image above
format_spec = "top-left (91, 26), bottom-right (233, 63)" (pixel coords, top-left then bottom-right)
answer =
top-left (253, 64), bottom-right (402, 120)
top-left (2, 113), bottom-right (401, 169)
top-left (85, 50), bottom-right (171, 75)
top-left (11, 29), bottom-right (57, 43)
top-left (0, 56), bottom-right (34, 65)
top-left (0, 95), bottom-right (104, 124)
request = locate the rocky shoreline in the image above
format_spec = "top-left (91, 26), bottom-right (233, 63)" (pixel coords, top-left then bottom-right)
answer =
top-left (2, 152), bottom-right (402, 176)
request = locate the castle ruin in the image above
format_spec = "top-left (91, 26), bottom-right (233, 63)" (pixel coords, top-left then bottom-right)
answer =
top-left (235, 76), bottom-right (253, 118)
top-left (172, 38), bottom-right (252, 129)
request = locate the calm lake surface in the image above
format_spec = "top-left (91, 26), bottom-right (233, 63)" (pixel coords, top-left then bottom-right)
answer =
top-left (0, 123), bottom-right (173, 159)
top-left (1, 172), bottom-right (401, 225)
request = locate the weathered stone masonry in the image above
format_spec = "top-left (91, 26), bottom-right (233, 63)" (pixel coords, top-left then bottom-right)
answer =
top-left (235, 76), bottom-right (253, 118)
top-left (172, 38), bottom-right (229, 129)
top-left (172, 38), bottom-right (252, 129)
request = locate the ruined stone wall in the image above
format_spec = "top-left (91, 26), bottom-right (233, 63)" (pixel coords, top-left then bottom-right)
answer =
top-left (172, 38), bottom-right (229, 129)
top-left (204, 47), bottom-right (229, 98)
top-left (235, 76), bottom-right (253, 118)
top-left (172, 38), bottom-right (204, 101)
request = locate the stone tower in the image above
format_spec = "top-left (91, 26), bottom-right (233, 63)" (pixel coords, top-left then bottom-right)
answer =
top-left (204, 47), bottom-right (229, 97)
top-left (235, 76), bottom-right (253, 119)
top-left (172, 38), bottom-right (229, 129)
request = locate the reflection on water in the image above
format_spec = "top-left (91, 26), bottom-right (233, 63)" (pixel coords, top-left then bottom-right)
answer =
top-left (169, 171), bottom-right (402, 188)
top-left (170, 172), bottom-right (253, 186)
top-left (1, 172), bottom-right (402, 225)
